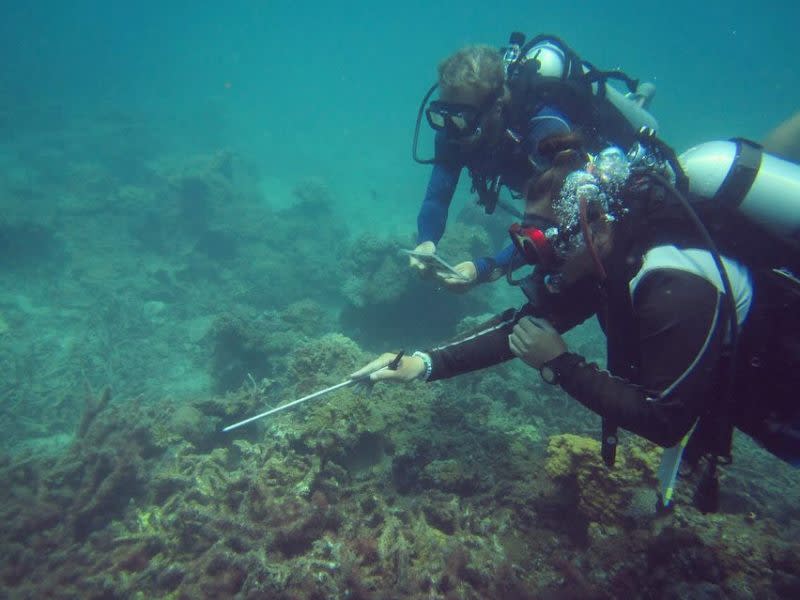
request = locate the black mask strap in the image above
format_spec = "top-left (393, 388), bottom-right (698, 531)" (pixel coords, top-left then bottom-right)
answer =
top-left (412, 82), bottom-right (440, 164)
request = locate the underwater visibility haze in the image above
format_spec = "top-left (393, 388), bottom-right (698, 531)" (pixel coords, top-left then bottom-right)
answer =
top-left (1, 0), bottom-right (799, 597)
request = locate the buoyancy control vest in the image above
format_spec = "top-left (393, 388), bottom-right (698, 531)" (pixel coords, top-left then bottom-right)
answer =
top-left (601, 134), bottom-right (800, 473)
top-left (678, 138), bottom-right (800, 470)
top-left (412, 33), bottom-right (660, 216)
top-left (505, 34), bottom-right (659, 152)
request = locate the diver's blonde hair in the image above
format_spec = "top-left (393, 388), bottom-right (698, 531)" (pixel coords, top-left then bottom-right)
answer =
top-left (438, 45), bottom-right (505, 100)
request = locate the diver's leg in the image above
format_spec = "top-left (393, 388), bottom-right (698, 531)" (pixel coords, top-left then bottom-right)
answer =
top-left (763, 111), bottom-right (800, 163)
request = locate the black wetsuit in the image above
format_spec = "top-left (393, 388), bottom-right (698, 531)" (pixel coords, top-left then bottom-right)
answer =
top-left (422, 244), bottom-right (800, 462)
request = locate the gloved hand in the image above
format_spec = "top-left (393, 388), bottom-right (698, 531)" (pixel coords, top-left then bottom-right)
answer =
top-left (508, 316), bottom-right (567, 369)
top-left (350, 352), bottom-right (426, 383)
top-left (409, 241), bottom-right (436, 277)
top-left (437, 261), bottom-right (478, 292)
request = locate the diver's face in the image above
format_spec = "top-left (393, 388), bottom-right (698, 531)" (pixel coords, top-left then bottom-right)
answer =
top-left (557, 223), bottom-right (614, 286)
top-left (556, 243), bottom-right (598, 286)
top-left (438, 86), bottom-right (504, 147)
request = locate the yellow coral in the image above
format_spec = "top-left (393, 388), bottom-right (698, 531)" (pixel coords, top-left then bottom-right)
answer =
top-left (545, 434), bottom-right (600, 479)
top-left (545, 433), bottom-right (661, 523)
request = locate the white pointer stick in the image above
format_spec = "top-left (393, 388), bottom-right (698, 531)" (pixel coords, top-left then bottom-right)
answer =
top-left (222, 351), bottom-right (404, 432)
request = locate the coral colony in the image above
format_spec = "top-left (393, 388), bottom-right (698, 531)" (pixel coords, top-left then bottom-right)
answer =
top-left (2, 150), bottom-right (798, 598)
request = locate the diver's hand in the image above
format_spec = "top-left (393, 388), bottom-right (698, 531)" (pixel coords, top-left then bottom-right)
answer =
top-left (350, 353), bottom-right (426, 383)
top-left (409, 241), bottom-right (436, 277)
top-left (438, 261), bottom-right (478, 292)
top-left (508, 316), bottom-right (567, 369)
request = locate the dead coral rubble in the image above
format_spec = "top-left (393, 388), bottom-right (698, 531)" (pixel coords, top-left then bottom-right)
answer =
top-left (1, 335), bottom-right (798, 599)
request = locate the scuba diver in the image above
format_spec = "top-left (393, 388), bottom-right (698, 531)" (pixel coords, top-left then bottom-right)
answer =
top-left (357, 131), bottom-right (800, 510)
top-left (409, 33), bottom-right (658, 289)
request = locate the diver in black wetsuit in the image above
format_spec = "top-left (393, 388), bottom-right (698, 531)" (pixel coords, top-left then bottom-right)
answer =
top-left (355, 136), bottom-right (800, 495)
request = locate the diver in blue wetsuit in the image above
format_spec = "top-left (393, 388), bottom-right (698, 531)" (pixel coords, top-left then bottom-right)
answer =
top-left (410, 34), bottom-right (658, 290)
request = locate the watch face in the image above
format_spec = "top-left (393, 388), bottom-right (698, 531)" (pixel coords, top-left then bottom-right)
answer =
top-left (541, 364), bottom-right (557, 384)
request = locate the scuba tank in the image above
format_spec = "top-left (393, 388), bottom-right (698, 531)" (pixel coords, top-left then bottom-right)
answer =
top-left (679, 139), bottom-right (800, 252)
top-left (603, 83), bottom-right (658, 133)
top-left (677, 138), bottom-right (800, 492)
top-left (507, 36), bottom-right (660, 142)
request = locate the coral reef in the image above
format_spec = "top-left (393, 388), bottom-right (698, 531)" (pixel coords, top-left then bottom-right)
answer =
top-left (0, 220), bottom-right (66, 271)
top-left (2, 132), bottom-right (797, 599)
top-left (339, 230), bottom-right (494, 349)
top-left (2, 327), bottom-right (797, 599)
top-left (545, 433), bottom-right (660, 523)
top-left (435, 221), bottom-right (494, 269)
top-left (209, 300), bottom-right (335, 394)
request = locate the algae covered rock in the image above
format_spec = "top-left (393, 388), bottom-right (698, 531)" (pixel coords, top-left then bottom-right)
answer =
top-left (338, 232), bottom-right (493, 348)
top-left (421, 459), bottom-right (483, 495)
top-left (288, 332), bottom-right (364, 395)
top-left (545, 433), bottom-right (661, 523)
top-left (435, 221), bottom-right (493, 267)
top-left (168, 404), bottom-right (218, 449)
top-left (209, 301), bottom-right (334, 394)
top-left (340, 234), bottom-right (411, 308)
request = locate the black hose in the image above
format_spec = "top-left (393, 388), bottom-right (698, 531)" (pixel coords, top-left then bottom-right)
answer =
top-left (646, 172), bottom-right (739, 351)
top-left (646, 171), bottom-right (740, 459)
top-left (412, 83), bottom-right (439, 164)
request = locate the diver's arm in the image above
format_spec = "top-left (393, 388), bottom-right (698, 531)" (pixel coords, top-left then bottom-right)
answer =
top-left (426, 276), bottom-right (600, 380)
top-left (417, 133), bottom-right (462, 245)
top-left (762, 111), bottom-right (800, 164)
top-left (473, 243), bottom-right (526, 282)
top-left (552, 269), bottom-right (726, 447)
top-left (426, 307), bottom-right (529, 380)
top-left (417, 162), bottom-right (460, 244)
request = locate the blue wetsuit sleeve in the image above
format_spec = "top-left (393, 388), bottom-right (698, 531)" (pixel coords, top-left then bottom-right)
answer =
top-left (417, 161), bottom-right (460, 244)
top-left (417, 132), bottom-right (463, 245)
top-left (474, 243), bottom-right (525, 282)
top-left (527, 105), bottom-right (572, 170)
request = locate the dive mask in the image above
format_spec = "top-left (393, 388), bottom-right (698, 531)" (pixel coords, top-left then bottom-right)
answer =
top-left (508, 217), bottom-right (561, 270)
top-left (425, 91), bottom-right (500, 139)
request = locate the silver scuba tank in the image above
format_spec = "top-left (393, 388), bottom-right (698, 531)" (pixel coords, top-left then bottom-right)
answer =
top-left (603, 83), bottom-right (659, 133)
top-left (522, 40), bottom-right (660, 134)
top-left (679, 139), bottom-right (800, 249)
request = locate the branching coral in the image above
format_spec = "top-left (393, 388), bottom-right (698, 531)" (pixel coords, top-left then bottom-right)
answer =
top-left (75, 382), bottom-right (112, 439)
top-left (1, 327), bottom-right (798, 599)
